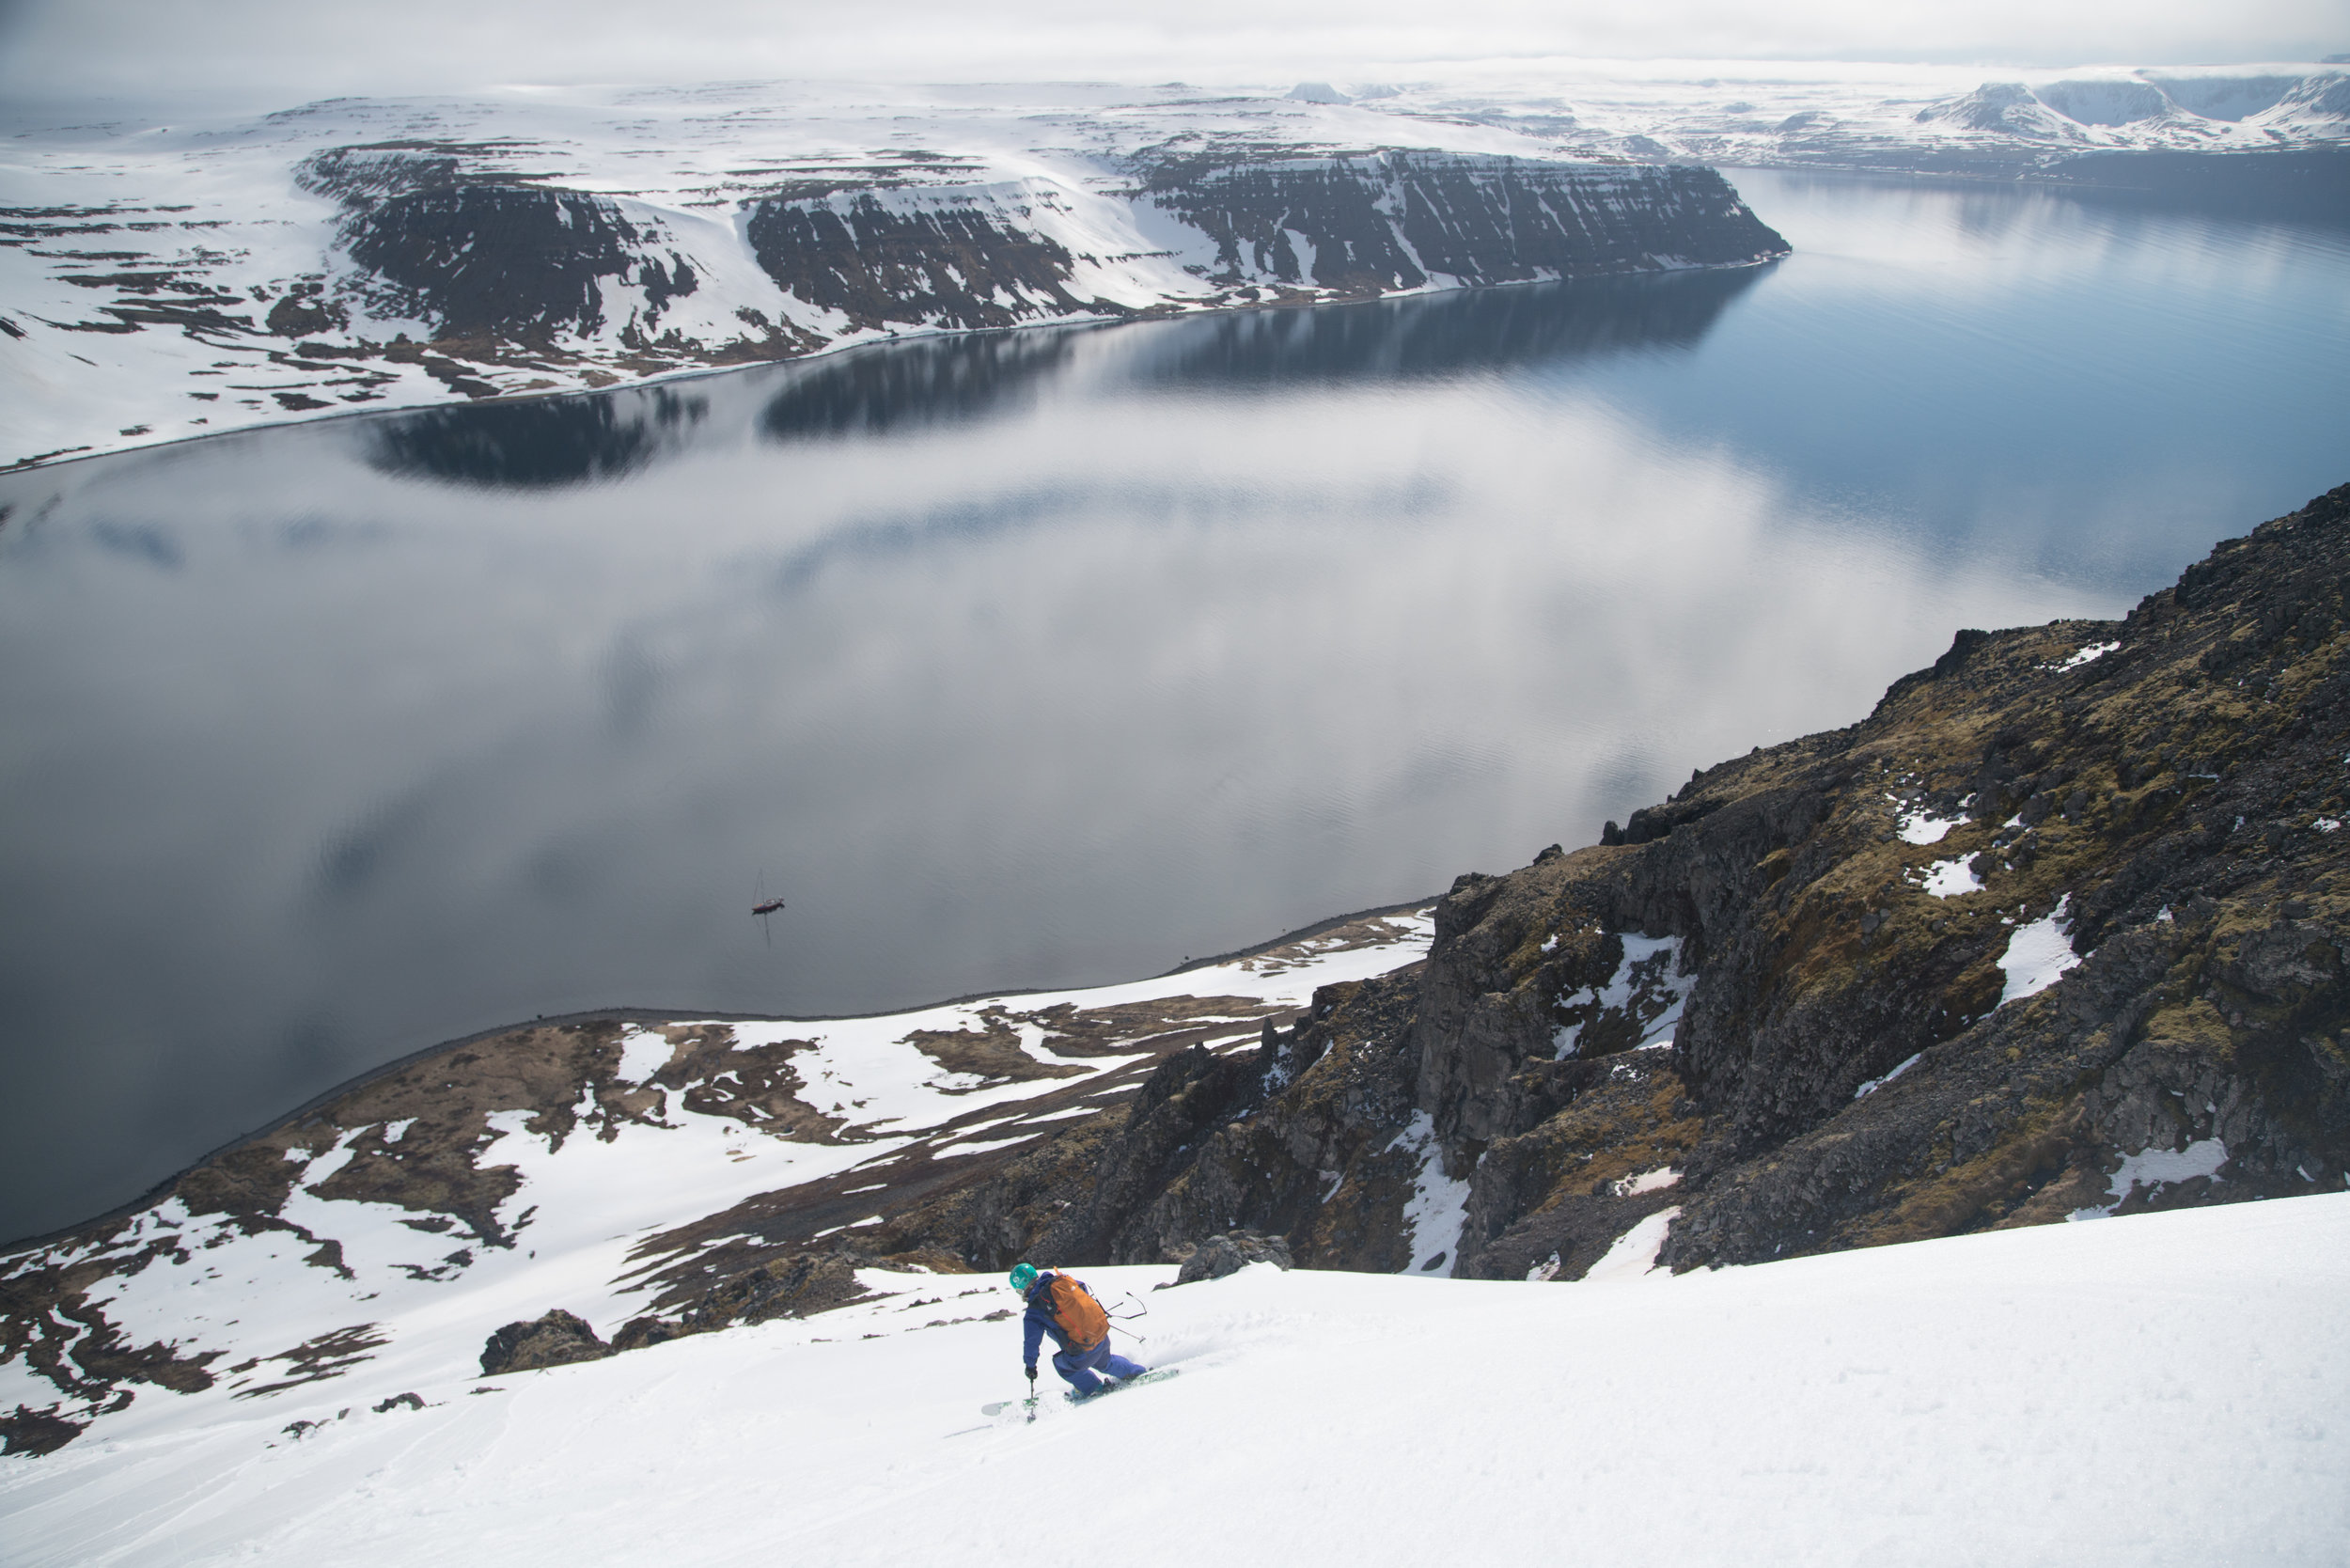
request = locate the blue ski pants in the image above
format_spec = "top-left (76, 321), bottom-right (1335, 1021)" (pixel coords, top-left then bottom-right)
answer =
top-left (1052, 1337), bottom-right (1146, 1396)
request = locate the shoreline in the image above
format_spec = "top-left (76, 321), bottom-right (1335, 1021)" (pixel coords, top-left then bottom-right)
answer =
top-left (0, 253), bottom-right (1782, 480)
top-left (0, 893), bottom-right (1438, 1255)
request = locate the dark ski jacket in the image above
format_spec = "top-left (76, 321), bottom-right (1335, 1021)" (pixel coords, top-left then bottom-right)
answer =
top-left (1020, 1271), bottom-right (1100, 1369)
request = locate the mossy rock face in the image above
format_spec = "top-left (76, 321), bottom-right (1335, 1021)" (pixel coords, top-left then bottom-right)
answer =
top-left (868, 483), bottom-right (2350, 1280)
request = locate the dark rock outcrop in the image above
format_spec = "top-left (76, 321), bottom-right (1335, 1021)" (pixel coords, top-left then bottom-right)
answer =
top-left (478, 1309), bottom-right (610, 1375)
top-left (1, 1404), bottom-right (86, 1456)
top-left (744, 191), bottom-right (1097, 332)
top-left (1142, 152), bottom-right (1788, 292)
top-left (1171, 1230), bottom-right (1294, 1284)
top-left (343, 185), bottom-right (663, 342)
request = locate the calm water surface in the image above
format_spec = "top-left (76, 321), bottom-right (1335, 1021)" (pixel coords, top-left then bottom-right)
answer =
top-left (3, 171), bottom-right (2346, 1242)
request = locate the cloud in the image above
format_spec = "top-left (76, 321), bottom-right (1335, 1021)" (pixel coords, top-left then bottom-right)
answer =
top-left (2, 0), bottom-right (2341, 108)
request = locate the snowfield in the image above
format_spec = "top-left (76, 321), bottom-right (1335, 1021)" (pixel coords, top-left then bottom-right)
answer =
top-left (4, 1194), bottom-right (2342, 1566)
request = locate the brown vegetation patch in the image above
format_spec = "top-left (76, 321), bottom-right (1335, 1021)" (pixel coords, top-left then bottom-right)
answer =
top-left (227, 1324), bottom-right (387, 1399)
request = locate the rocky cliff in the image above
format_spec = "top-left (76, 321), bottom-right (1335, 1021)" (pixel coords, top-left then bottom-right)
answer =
top-left (847, 482), bottom-right (2350, 1283)
top-left (1143, 153), bottom-right (1787, 293)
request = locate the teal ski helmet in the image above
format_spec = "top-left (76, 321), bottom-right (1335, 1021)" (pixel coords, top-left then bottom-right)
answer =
top-left (1008, 1262), bottom-right (1040, 1294)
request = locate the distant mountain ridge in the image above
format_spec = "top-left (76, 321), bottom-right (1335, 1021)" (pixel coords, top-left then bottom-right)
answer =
top-left (0, 86), bottom-right (1793, 472)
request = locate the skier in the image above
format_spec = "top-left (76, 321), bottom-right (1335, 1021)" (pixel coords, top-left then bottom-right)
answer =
top-left (1010, 1262), bottom-right (1147, 1400)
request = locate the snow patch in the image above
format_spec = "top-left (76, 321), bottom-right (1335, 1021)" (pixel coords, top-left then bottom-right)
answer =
top-left (1583, 1206), bottom-right (1681, 1282)
top-left (1897, 808), bottom-right (1967, 845)
top-left (2069, 1139), bottom-right (2229, 1219)
top-left (1855, 1053), bottom-right (1924, 1099)
top-left (1917, 855), bottom-right (1982, 899)
top-left (615, 1029), bottom-right (673, 1086)
top-left (1997, 896), bottom-right (2080, 1006)
top-left (1555, 935), bottom-right (1694, 1058)
top-left (2057, 640), bottom-right (2121, 668)
top-left (1612, 1167), bottom-right (1682, 1198)
top-left (1389, 1113), bottom-right (1473, 1277)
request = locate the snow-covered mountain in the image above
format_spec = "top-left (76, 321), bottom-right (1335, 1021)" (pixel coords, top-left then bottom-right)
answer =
top-left (0, 82), bottom-right (1790, 471)
top-left (9, 61), bottom-right (2344, 474)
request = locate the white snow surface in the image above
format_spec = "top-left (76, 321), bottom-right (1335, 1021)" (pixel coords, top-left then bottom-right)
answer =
top-left (1582, 1205), bottom-right (1683, 1282)
top-left (1896, 806), bottom-right (1966, 844)
top-left (1917, 855), bottom-right (1983, 899)
top-left (1853, 1052), bottom-right (1923, 1100)
top-left (1998, 896), bottom-right (2083, 1006)
top-left (1610, 1166), bottom-right (1682, 1197)
top-left (11, 1198), bottom-right (2339, 1566)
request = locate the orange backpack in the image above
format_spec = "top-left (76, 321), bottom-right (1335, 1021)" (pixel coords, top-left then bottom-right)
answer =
top-left (1045, 1273), bottom-right (1110, 1350)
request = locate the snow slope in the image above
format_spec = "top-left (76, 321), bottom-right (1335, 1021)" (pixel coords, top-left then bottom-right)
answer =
top-left (5, 1193), bottom-right (2342, 1566)
top-left (0, 912), bottom-right (1434, 1456)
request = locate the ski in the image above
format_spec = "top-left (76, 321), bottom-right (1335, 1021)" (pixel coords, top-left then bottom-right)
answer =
top-left (1067, 1368), bottom-right (1180, 1405)
top-left (979, 1368), bottom-right (1180, 1418)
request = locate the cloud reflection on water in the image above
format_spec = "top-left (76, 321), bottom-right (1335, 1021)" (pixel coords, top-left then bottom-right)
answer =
top-left (2, 172), bottom-right (2346, 1244)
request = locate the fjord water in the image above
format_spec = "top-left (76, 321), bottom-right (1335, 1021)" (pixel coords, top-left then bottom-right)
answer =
top-left (2, 172), bottom-right (2346, 1244)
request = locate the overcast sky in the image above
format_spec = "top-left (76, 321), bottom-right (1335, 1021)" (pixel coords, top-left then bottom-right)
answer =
top-left (0, 0), bottom-right (2342, 110)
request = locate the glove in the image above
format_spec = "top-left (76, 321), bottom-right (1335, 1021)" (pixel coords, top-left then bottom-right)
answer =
top-left (1026, 1365), bottom-right (1037, 1383)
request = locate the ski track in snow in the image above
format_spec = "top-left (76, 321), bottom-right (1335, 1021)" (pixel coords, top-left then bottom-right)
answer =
top-left (8, 1195), bottom-right (2345, 1566)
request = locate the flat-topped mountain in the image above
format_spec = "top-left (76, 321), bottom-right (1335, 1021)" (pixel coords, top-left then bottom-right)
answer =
top-left (1, 85), bottom-right (1792, 472)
